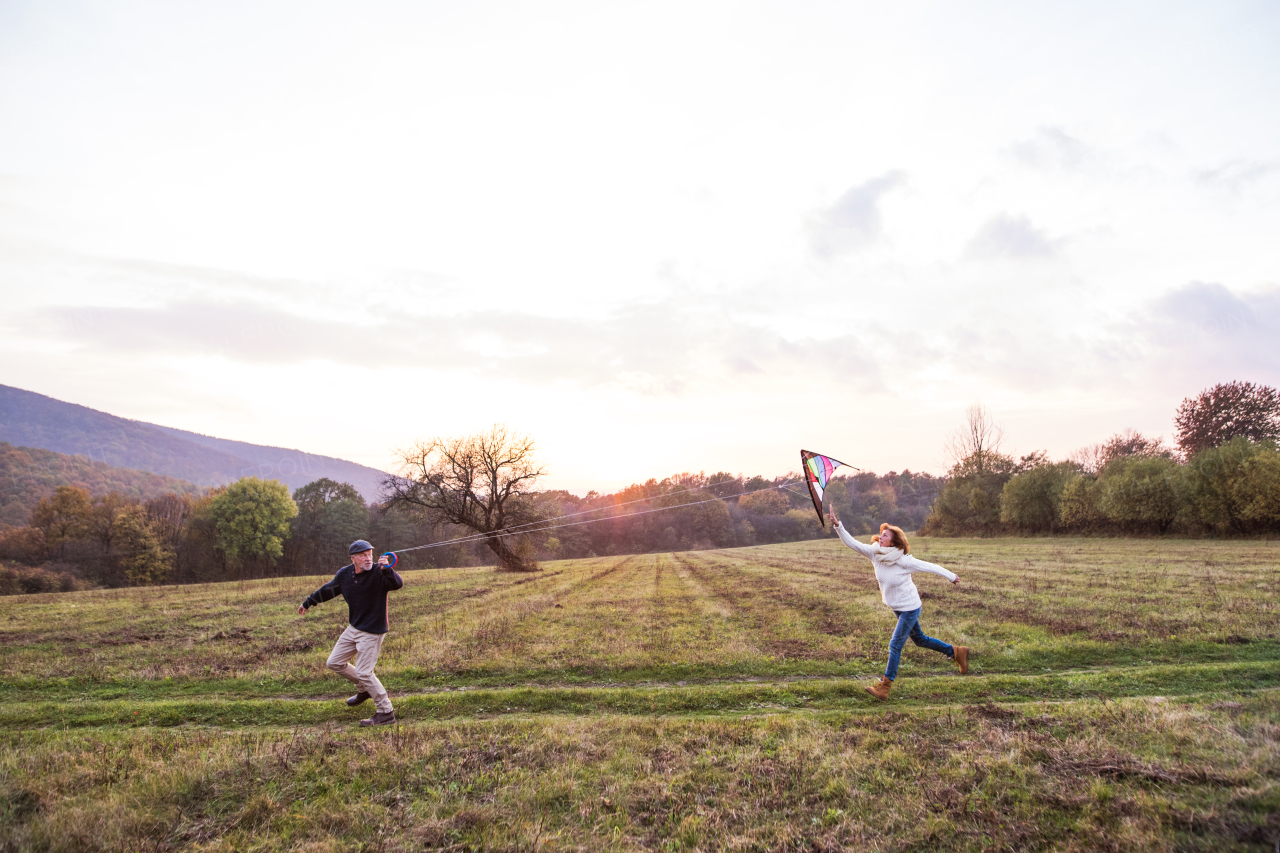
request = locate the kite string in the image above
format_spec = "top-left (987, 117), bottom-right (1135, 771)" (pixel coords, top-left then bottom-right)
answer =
top-left (388, 480), bottom-right (800, 553)
top-left (384, 472), bottom-right (785, 541)
top-left (387, 478), bottom-right (802, 554)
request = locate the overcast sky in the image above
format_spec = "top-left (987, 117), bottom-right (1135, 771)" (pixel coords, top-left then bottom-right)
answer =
top-left (1, 0), bottom-right (1277, 493)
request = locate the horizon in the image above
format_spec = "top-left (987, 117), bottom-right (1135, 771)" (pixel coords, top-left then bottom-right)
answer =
top-left (2, 1), bottom-right (1277, 494)
top-left (3, 381), bottom-right (950, 500)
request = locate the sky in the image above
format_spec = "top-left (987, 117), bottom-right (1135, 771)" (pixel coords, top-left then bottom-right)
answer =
top-left (1, 0), bottom-right (1277, 493)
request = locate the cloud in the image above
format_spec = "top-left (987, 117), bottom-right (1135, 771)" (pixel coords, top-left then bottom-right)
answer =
top-left (39, 302), bottom-right (377, 365)
top-left (1194, 159), bottom-right (1279, 193)
top-left (807, 170), bottom-right (906, 257)
top-left (964, 213), bottom-right (1057, 260)
top-left (1009, 126), bottom-right (1090, 171)
top-left (927, 281), bottom-right (1280, 397)
top-left (31, 297), bottom-right (889, 396)
top-left (1139, 281), bottom-right (1280, 378)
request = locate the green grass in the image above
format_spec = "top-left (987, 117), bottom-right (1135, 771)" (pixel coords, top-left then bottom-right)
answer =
top-left (1, 537), bottom-right (1278, 851)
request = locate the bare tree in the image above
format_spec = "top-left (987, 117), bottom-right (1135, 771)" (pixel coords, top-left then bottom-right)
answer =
top-left (943, 403), bottom-right (1006, 474)
top-left (1067, 443), bottom-right (1108, 475)
top-left (383, 425), bottom-right (546, 572)
top-left (1070, 429), bottom-right (1175, 474)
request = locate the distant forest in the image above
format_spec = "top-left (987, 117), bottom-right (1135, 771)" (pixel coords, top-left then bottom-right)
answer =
top-left (0, 442), bottom-right (203, 528)
top-left (0, 444), bottom-right (940, 593)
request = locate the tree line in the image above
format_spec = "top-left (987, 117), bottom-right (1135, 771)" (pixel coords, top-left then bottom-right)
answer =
top-left (9, 379), bottom-right (1259, 592)
top-left (922, 382), bottom-right (1280, 536)
top-left (0, 438), bottom-right (937, 592)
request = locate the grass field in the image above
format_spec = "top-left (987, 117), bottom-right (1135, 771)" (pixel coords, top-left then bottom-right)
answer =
top-left (1, 537), bottom-right (1278, 851)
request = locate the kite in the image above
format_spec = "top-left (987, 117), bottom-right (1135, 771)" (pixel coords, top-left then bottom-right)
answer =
top-left (800, 449), bottom-right (857, 527)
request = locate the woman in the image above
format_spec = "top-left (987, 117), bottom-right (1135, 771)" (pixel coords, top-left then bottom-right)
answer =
top-left (827, 512), bottom-right (968, 699)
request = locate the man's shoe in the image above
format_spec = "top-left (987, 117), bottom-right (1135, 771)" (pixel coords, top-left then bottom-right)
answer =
top-left (359, 710), bottom-right (396, 727)
top-left (953, 646), bottom-right (969, 675)
top-left (864, 676), bottom-right (893, 700)
top-left (346, 691), bottom-right (371, 707)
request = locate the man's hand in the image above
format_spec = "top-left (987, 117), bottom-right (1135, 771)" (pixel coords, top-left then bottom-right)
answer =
top-left (297, 604), bottom-right (307, 615)
top-left (378, 554), bottom-right (391, 567)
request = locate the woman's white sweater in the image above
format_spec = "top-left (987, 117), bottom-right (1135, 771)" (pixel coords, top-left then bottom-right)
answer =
top-left (834, 522), bottom-right (956, 611)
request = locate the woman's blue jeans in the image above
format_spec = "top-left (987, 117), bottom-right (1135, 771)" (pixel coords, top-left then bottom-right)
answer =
top-left (885, 608), bottom-right (953, 680)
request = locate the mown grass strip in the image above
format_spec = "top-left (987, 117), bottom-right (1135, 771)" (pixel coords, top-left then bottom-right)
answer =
top-left (7, 660), bottom-right (1277, 730)
top-left (3, 637), bottom-right (1277, 704)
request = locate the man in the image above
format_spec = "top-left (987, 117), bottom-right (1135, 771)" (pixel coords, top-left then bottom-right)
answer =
top-left (298, 539), bottom-right (404, 726)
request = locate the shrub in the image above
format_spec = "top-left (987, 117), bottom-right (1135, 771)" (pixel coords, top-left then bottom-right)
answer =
top-left (1000, 462), bottom-right (1077, 533)
top-left (784, 508), bottom-right (823, 537)
top-left (1236, 447), bottom-right (1280, 527)
top-left (0, 562), bottom-right (92, 596)
top-left (1059, 476), bottom-right (1105, 532)
top-left (1096, 457), bottom-right (1185, 534)
top-left (1183, 438), bottom-right (1280, 533)
top-left (921, 451), bottom-right (1019, 536)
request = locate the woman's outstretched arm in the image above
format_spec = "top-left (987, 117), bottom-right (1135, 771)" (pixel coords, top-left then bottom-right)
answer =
top-left (902, 554), bottom-right (958, 583)
top-left (827, 511), bottom-right (877, 558)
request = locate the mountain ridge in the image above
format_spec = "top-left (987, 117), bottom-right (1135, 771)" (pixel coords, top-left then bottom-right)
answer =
top-left (0, 384), bottom-right (387, 500)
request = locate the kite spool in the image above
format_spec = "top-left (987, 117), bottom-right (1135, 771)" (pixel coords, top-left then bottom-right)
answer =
top-left (380, 552), bottom-right (397, 569)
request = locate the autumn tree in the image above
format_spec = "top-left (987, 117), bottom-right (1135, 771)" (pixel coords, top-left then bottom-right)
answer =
top-left (29, 485), bottom-right (92, 559)
top-left (384, 425), bottom-right (547, 572)
top-left (738, 489), bottom-right (790, 515)
top-left (160, 488), bottom-right (225, 583)
top-left (116, 505), bottom-right (172, 585)
top-left (85, 492), bottom-right (130, 557)
top-left (1175, 381), bottom-right (1280, 457)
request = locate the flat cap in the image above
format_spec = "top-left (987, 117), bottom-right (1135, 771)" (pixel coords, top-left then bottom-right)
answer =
top-left (348, 539), bottom-right (374, 555)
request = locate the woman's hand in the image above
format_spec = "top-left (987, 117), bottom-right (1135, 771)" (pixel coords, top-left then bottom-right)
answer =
top-left (826, 510), bottom-right (840, 527)
top-left (951, 576), bottom-right (961, 585)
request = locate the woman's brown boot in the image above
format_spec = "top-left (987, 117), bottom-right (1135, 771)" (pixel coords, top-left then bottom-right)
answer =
top-left (864, 676), bottom-right (893, 700)
top-left (953, 646), bottom-right (969, 675)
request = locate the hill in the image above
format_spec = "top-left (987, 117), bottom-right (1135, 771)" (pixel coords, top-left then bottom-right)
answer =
top-left (0, 384), bottom-right (387, 500)
top-left (143, 422), bottom-right (387, 500)
top-left (0, 442), bottom-right (205, 527)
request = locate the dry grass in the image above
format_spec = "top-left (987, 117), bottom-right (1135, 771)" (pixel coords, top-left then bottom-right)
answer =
top-left (1, 537), bottom-right (1278, 851)
top-left (3, 694), bottom-right (1277, 851)
top-left (3, 538), bottom-right (1276, 695)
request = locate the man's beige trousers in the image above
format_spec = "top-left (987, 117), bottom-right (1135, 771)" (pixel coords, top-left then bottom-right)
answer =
top-left (326, 625), bottom-right (392, 714)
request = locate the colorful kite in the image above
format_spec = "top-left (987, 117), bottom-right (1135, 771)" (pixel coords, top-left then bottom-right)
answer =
top-left (800, 449), bottom-right (857, 527)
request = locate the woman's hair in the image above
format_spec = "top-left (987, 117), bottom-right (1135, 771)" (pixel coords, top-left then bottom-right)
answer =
top-left (879, 523), bottom-right (911, 554)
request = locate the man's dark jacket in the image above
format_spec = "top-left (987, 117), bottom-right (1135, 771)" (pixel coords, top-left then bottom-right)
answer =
top-left (301, 564), bottom-right (404, 634)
